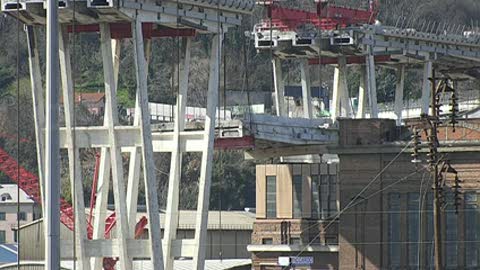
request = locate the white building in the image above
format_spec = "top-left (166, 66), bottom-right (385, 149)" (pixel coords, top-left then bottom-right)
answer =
top-left (0, 185), bottom-right (40, 244)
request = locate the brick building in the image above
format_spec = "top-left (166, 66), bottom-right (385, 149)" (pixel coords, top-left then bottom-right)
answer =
top-left (249, 163), bottom-right (339, 270)
top-left (250, 118), bottom-right (480, 269)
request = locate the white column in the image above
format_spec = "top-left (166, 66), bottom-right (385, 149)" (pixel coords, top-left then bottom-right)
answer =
top-left (163, 37), bottom-right (191, 270)
top-left (58, 27), bottom-right (90, 270)
top-left (192, 33), bottom-right (222, 270)
top-left (126, 37), bottom-right (152, 236)
top-left (272, 58), bottom-right (287, 117)
top-left (331, 57), bottom-right (349, 120)
top-left (300, 60), bottom-right (313, 118)
top-left (91, 38), bottom-right (120, 270)
top-left (132, 19), bottom-right (164, 270)
top-left (356, 66), bottom-right (367, 118)
top-left (366, 50), bottom-right (378, 118)
top-left (332, 66), bottom-right (341, 121)
top-left (394, 65), bottom-right (405, 125)
top-left (26, 26), bottom-right (46, 206)
top-left (100, 23), bottom-right (132, 270)
top-left (339, 59), bottom-right (351, 118)
top-left (421, 59), bottom-right (432, 115)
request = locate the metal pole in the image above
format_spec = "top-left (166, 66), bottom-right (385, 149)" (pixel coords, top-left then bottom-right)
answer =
top-left (45, 0), bottom-right (60, 267)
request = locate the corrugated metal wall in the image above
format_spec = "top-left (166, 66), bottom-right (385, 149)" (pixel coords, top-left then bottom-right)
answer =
top-left (18, 221), bottom-right (252, 260)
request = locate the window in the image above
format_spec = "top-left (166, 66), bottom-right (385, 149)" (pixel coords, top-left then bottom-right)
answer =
top-left (325, 236), bottom-right (338, 245)
top-left (0, 231), bottom-right (5, 244)
top-left (293, 175), bottom-right (302, 218)
top-left (18, 212), bottom-right (26, 221)
top-left (388, 193), bottom-right (401, 268)
top-left (0, 193), bottom-right (11, 202)
top-left (329, 175), bottom-right (337, 214)
top-left (320, 175), bottom-right (329, 218)
top-left (262, 238), bottom-right (273, 245)
top-left (311, 176), bottom-right (320, 219)
top-left (290, 237), bottom-right (301, 245)
top-left (407, 193), bottom-right (420, 269)
top-left (425, 193), bottom-right (434, 269)
top-left (266, 176), bottom-right (276, 218)
top-left (0, 212), bottom-right (5, 221)
top-left (465, 192), bottom-right (478, 268)
top-left (445, 192), bottom-right (458, 269)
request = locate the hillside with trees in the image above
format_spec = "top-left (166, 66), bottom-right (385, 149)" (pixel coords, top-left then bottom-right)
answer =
top-left (0, 0), bottom-right (478, 210)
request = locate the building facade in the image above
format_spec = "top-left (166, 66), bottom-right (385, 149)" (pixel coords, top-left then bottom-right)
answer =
top-left (336, 119), bottom-right (480, 269)
top-left (17, 210), bottom-right (254, 261)
top-left (249, 163), bottom-right (339, 270)
top-left (250, 118), bottom-right (480, 270)
top-left (0, 185), bottom-right (40, 244)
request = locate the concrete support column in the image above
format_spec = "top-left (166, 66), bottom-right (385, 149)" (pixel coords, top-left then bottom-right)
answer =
top-left (331, 57), bottom-right (350, 121)
top-left (132, 19), bottom-right (164, 270)
top-left (394, 66), bottom-right (405, 125)
top-left (421, 59), bottom-right (433, 115)
top-left (163, 37), bottom-right (191, 270)
top-left (126, 37), bottom-right (152, 237)
top-left (91, 38), bottom-right (121, 270)
top-left (356, 67), bottom-right (367, 118)
top-left (366, 50), bottom-right (378, 118)
top-left (99, 23), bottom-right (132, 270)
top-left (193, 33), bottom-right (222, 270)
top-left (300, 60), bottom-right (313, 118)
top-left (26, 26), bottom-right (46, 207)
top-left (272, 58), bottom-right (287, 117)
top-left (59, 26), bottom-right (91, 270)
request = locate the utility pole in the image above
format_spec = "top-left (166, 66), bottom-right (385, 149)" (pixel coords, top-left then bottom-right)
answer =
top-left (45, 0), bottom-right (60, 268)
top-left (428, 70), bottom-right (442, 270)
top-left (412, 71), bottom-right (460, 270)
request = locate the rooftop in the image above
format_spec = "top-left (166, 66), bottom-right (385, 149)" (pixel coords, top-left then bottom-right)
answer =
top-left (0, 185), bottom-right (34, 204)
top-left (19, 210), bottom-right (255, 231)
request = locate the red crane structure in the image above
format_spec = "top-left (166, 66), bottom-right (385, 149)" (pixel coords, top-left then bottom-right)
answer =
top-left (0, 145), bottom-right (146, 269)
top-left (256, 0), bottom-right (379, 32)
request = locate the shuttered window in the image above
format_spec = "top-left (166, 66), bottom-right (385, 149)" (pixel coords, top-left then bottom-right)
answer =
top-left (266, 176), bottom-right (276, 218)
top-left (293, 175), bottom-right (302, 218)
top-left (388, 193), bottom-right (401, 268)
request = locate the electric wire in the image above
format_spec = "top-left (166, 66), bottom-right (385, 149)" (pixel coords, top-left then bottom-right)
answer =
top-left (15, 0), bottom-right (21, 267)
top-left (71, 0), bottom-right (78, 267)
top-left (283, 139), bottom-right (415, 263)
top-left (256, 138), bottom-right (417, 258)
top-left (216, 0), bottom-right (224, 260)
top-left (287, 124), bottom-right (478, 265)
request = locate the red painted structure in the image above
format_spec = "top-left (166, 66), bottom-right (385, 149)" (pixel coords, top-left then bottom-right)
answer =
top-left (0, 147), bottom-right (146, 269)
top-left (258, 0), bottom-right (378, 32)
top-left (67, 22), bottom-right (196, 39)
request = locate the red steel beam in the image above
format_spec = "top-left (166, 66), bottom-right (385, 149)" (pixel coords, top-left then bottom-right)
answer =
top-left (67, 23), bottom-right (196, 38)
top-left (214, 136), bottom-right (255, 150)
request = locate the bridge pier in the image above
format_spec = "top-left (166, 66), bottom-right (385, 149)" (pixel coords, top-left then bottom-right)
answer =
top-left (272, 58), bottom-right (287, 117)
top-left (421, 58), bottom-right (433, 115)
top-left (365, 45), bottom-right (379, 118)
top-left (192, 33), bottom-right (222, 270)
top-left (58, 25), bottom-right (91, 270)
top-left (300, 60), bottom-right (313, 118)
top-left (394, 65), bottom-right (405, 125)
top-left (331, 57), bottom-right (350, 121)
top-left (163, 37), bottom-right (191, 270)
top-left (356, 66), bottom-right (367, 119)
